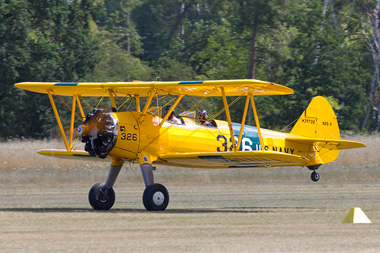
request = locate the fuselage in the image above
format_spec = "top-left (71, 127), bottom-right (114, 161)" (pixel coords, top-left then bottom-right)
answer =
top-left (107, 111), bottom-right (313, 165)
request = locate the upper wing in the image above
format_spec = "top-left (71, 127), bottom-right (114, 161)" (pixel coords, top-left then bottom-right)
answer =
top-left (15, 79), bottom-right (294, 97)
top-left (159, 151), bottom-right (309, 168)
top-left (286, 136), bottom-right (366, 150)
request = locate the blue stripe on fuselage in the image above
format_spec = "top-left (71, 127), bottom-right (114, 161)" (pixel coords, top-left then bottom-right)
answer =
top-left (232, 123), bottom-right (261, 151)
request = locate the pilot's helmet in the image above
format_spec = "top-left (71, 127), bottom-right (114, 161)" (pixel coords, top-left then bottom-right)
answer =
top-left (165, 105), bottom-right (174, 115)
top-left (198, 109), bottom-right (208, 119)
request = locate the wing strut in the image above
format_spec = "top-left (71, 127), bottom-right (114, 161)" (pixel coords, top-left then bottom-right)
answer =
top-left (69, 95), bottom-right (77, 150)
top-left (159, 95), bottom-right (184, 126)
top-left (108, 90), bottom-right (117, 112)
top-left (139, 90), bottom-right (156, 123)
top-left (48, 91), bottom-right (83, 152)
top-left (221, 87), bottom-right (237, 151)
top-left (48, 90), bottom-right (70, 151)
top-left (237, 95), bottom-right (251, 151)
top-left (250, 95), bottom-right (264, 150)
top-left (135, 95), bottom-right (140, 112)
top-left (76, 95), bottom-right (86, 120)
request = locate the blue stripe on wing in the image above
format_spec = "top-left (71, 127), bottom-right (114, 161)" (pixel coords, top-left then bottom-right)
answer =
top-left (178, 81), bottom-right (204, 85)
top-left (54, 83), bottom-right (79, 86)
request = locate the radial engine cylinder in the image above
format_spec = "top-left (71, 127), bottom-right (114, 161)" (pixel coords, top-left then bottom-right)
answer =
top-left (79, 109), bottom-right (118, 158)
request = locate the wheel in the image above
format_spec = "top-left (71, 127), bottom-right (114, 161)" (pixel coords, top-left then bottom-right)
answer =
top-left (311, 171), bottom-right (320, 182)
top-left (142, 183), bottom-right (169, 211)
top-left (88, 183), bottom-right (115, 210)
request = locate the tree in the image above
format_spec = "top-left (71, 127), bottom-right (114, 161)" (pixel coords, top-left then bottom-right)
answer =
top-left (277, 0), bottom-right (369, 131)
top-left (133, 0), bottom-right (228, 63)
top-left (0, 0), bottom-right (375, 138)
top-left (232, 0), bottom-right (282, 79)
top-left (85, 42), bottom-right (154, 82)
top-left (0, 0), bottom-right (101, 139)
top-left (0, 0), bottom-right (33, 138)
top-left (359, 0), bottom-right (380, 131)
top-left (98, 0), bottom-right (143, 53)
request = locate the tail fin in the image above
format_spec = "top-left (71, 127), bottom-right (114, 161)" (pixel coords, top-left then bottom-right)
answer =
top-left (290, 96), bottom-right (340, 139)
top-left (290, 96), bottom-right (340, 166)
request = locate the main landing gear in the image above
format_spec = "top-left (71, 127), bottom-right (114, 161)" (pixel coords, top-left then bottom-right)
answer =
top-left (88, 161), bottom-right (122, 210)
top-left (88, 161), bottom-right (169, 211)
top-left (308, 165), bottom-right (321, 182)
top-left (140, 163), bottom-right (169, 211)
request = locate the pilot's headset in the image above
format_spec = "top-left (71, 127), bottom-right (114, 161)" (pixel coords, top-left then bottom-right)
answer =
top-left (198, 109), bottom-right (208, 120)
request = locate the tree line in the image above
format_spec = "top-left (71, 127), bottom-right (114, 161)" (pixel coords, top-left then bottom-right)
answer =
top-left (0, 0), bottom-right (379, 139)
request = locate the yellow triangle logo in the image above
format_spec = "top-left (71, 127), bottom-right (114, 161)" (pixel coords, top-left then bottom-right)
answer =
top-left (342, 207), bottom-right (372, 223)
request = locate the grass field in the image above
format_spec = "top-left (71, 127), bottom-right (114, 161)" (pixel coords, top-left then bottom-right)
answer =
top-left (0, 134), bottom-right (379, 184)
top-left (0, 182), bottom-right (379, 252)
top-left (0, 135), bottom-right (379, 252)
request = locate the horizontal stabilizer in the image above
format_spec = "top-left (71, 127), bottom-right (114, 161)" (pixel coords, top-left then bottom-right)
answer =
top-left (286, 137), bottom-right (366, 150)
top-left (159, 151), bottom-right (309, 168)
top-left (37, 149), bottom-right (101, 160)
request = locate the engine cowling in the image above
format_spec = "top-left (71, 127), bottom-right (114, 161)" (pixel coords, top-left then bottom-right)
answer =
top-left (77, 109), bottom-right (118, 158)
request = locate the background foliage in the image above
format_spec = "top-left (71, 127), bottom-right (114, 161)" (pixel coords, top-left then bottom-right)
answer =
top-left (1, 0), bottom-right (379, 139)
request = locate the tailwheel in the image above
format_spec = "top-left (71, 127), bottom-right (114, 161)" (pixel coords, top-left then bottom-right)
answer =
top-left (143, 183), bottom-right (169, 211)
top-left (311, 171), bottom-right (320, 182)
top-left (89, 183), bottom-right (115, 210)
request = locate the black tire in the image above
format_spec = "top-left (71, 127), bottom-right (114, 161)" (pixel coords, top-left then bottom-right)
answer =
top-left (311, 171), bottom-right (320, 182)
top-left (88, 183), bottom-right (115, 210)
top-left (142, 184), bottom-right (169, 211)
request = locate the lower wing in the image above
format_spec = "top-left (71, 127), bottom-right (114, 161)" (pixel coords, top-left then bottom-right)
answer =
top-left (159, 151), bottom-right (309, 168)
top-left (37, 149), bottom-right (100, 161)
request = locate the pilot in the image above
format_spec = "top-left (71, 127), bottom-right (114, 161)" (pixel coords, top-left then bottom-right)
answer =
top-left (164, 105), bottom-right (182, 125)
top-left (198, 109), bottom-right (212, 127)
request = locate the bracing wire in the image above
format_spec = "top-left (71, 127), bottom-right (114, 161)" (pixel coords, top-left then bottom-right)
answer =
top-left (95, 96), bottom-right (104, 109)
top-left (55, 95), bottom-right (83, 120)
top-left (78, 95), bottom-right (94, 110)
top-left (211, 95), bottom-right (243, 120)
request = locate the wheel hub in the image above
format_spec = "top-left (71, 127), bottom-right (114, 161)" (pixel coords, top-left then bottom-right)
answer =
top-left (99, 188), bottom-right (110, 203)
top-left (152, 191), bottom-right (165, 206)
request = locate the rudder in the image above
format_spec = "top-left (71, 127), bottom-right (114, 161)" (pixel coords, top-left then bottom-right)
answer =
top-left (290, 96), bottom-right (340, 139)
top-left (290, 96), bottom-right (340, 166)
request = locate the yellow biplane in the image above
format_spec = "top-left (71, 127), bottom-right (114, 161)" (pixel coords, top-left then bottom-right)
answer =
top-left (15, 79), bottom-right (365, 211)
